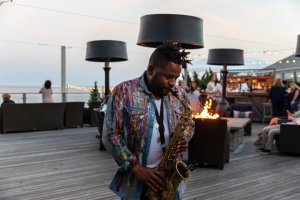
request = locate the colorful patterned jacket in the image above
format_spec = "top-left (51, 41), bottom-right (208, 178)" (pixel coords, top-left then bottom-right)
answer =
top-left (102, 71), bottom-right (194, 200)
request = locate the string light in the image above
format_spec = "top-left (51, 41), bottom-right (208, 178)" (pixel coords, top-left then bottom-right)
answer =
top-left (189, 47), bottom-right (298, 67)
top-left (1, 1), bottom-right (298, 67)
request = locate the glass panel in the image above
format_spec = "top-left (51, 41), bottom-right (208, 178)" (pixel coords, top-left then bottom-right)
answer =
top-left (5, 93), bottom-right (24, 104)
top-left (296, 72), bottom-right (300, 82)
top-left (284, 72), bottom-right (294, 81)
top-left (275, 73), bottom-right (283, 79)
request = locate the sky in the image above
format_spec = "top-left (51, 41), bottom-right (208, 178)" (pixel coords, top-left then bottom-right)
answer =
top-left (0, 0), bottom-right (300, 87)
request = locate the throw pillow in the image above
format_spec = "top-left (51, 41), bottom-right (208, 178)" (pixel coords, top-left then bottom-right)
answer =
top-left (233, 110), bottom-right (251, 118)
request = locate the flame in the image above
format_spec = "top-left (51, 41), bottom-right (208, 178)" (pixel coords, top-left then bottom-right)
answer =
top-left (193, 98), bottom-right (220, 119)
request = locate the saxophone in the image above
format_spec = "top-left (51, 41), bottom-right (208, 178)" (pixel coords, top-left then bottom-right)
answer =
top-left (146, 88), bottom-right (193, 200)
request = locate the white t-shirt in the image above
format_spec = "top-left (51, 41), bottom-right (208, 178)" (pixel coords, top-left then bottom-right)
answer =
top-left (39, 88), bottom-right (53, 103)
top-left (240, 83), bottom-right (249, 92)
top-left (214, 83), bottom-right (222, 97)
top-left (147, 99), bottom-right (170, 168)
top-left (206, 81), bottom-right (215, 99)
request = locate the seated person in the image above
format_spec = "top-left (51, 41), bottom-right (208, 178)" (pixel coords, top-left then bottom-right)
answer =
top-left (267, 110), bottom-right (300, 125)
top-left (254, 117), bottom-right (280, 145)
top-left (259, 111), bottom-right (300, 154)
top-left (290, 109), bottom-right (300, 118)
top-left (0, 93), bottom-right (15, 130)
top-left (1, 93), bottom-right (15, 107)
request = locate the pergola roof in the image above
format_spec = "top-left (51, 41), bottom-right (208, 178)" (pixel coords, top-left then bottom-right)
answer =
top-left (263, 54), bottom-right (300, 71)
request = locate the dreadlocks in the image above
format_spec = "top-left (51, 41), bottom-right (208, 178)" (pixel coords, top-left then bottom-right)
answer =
top-left (149, 41), bottom-right (191, 67)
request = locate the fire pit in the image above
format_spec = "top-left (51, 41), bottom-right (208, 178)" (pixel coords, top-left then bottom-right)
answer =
top-left (188, 99), bottom-right (230, 169)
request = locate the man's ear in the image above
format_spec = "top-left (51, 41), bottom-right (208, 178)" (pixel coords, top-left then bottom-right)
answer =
top-left (147, 64), bottom-right (155, 77)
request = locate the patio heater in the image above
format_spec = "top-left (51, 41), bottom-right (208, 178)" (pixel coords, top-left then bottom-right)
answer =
top-left (296, 35), bottom-right (300, 57)
top-left (85, 40), bottom-right (128, 96)
top-left (207, 48), bottom-right (244, 114)
top-left (137, 14), bottom-right (204, 83)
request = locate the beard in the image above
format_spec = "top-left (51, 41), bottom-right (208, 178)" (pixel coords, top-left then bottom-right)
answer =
top-left (159, 87), bottom-right (170, 96)
top-left (149, 75), bottom-right (170, 97)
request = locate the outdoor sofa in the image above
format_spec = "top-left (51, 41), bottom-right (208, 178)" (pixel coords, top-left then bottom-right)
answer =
top-left (0, 102), bottom-right (84, 133)
top-left (279, 124), bottom-right (300, 155)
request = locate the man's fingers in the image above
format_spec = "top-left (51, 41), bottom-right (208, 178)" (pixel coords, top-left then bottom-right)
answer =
top-left (146, 181), bottom-right (158, 192)
top-left (152, 171), bottom-right (164, 186)
top-left (148, 176), bottom-right (162, 192)
top-left (140, 168), bottom-right (164, 192)
top-left (153, 169), bottom-right (164, 180)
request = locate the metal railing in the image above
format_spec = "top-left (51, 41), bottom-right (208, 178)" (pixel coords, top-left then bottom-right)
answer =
top-left (0, 92), bottom-right (104, 107)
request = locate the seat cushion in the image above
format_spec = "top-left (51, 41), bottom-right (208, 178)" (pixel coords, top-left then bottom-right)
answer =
top-left (233, 110), bottom-right (251, 118)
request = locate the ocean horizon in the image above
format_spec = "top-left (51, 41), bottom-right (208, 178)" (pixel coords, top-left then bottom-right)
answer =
top-left (0, 85), bottom-right (101, 104)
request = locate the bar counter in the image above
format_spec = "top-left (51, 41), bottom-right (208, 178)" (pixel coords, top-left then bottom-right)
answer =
top-left (227, 92), bottom-right (269, 122)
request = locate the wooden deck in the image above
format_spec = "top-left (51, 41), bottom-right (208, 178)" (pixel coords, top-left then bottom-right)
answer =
top-left (0, 123), bottom-right (300, 200)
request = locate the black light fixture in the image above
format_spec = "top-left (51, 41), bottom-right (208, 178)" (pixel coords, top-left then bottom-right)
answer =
top-left (137, 14), bottom-right (204, 49)
top-left (296, 35), bottom-right (300, 57)
top-left (207, 48), bottom-right (244, 114)
top-left (137, 14), bottom-right (204, 82)
top-left (85, 40), bottom-right (128, 96)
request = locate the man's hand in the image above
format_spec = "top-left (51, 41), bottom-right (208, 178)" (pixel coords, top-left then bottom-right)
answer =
top-left (131, 165), bottom-right (164, 192)
top-left (176, 137), bottom-right (188, 155)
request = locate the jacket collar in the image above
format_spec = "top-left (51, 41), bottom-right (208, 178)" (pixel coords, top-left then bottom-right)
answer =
top-left (138, 71), bottom-right (152, 95)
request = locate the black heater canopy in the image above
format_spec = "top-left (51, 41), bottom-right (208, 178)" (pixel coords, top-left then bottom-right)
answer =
top-left (137, 14), bottom-right (204, 49)
top-left (85, 40), bottom-right (128, 96)
top-left (207, 49), bottom-right (244, 66)
top-left (85, 40), bottom-right (128, 62)
top-left (296, 35), bottom-right (300, 57)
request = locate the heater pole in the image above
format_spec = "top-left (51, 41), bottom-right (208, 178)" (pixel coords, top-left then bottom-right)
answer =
top-left (61, 46), bottom-right (67, 102)
top-left (216, 64), bottom-right (230, 117)
top-left (222, 64), bottom-right (228, 100)
top-left (103, 60), bottom-right (111, 97)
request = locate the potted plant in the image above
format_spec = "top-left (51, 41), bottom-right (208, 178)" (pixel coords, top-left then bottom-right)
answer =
top-left (88, 81), bottom-right (102, 106)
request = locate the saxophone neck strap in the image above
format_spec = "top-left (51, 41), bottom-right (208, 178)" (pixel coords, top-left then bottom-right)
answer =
top-left (154, 98), bottom-right (166, 152)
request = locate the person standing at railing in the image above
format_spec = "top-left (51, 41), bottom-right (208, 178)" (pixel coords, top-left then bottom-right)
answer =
top-left (39, 80), bottom-right (53, 103)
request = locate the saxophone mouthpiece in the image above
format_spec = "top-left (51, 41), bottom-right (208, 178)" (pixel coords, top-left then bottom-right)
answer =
top-left (170, 88), bottom-right (179, 97)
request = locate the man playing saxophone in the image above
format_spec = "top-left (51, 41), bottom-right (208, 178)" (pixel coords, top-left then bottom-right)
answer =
top-left (102, 41), bottom-right (194, 200)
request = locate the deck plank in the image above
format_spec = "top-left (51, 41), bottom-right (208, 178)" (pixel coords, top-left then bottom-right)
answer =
top-left (0, 123), bottom-right (300, 199)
